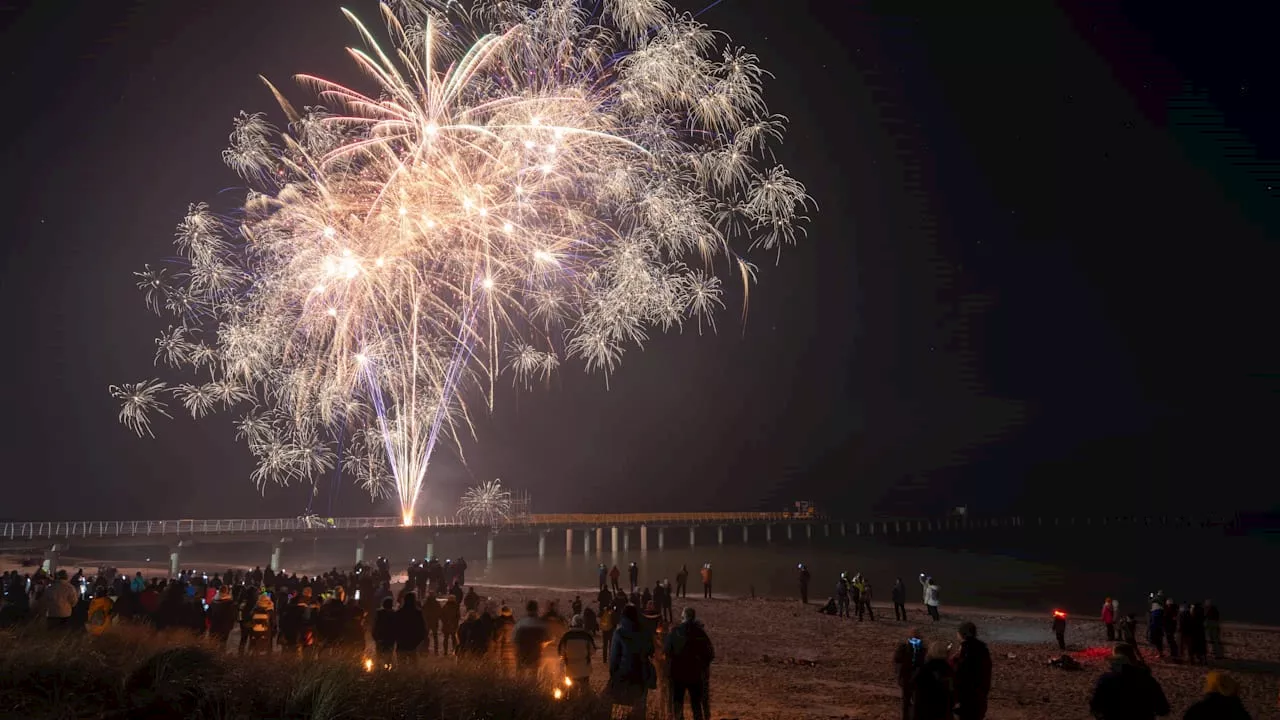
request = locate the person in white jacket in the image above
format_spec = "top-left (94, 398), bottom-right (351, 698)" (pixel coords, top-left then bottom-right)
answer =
top-left (919, 574), bottom-right (940, 622)
top-left (44, 570), bottom-right (80, 630)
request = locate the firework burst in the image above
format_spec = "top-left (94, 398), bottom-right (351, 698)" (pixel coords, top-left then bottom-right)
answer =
top-left (457, 478), bottom-right (513, 527)
top-left (114, 0), bottom-right (812, 523)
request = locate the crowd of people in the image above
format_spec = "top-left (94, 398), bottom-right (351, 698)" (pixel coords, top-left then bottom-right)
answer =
top-left (0, 558), bottom-right (716, 720)
top-left (0, 558), bottom-right (1263, 720)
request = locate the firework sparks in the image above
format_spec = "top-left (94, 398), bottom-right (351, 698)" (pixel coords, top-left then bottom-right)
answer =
top-left (457, 479), bottom-right (513, 527)
top-left (113, 0), bottom-right (812, 523)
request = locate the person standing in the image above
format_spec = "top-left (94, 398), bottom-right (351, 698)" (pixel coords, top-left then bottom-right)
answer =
top-left (395, 592), bottom-right (426, 665)
top-left (892, 578), bottom-right (907, 621)
top-left (372, 597), bottom-right (396, 666)
top-left (513, 600), bottom-right (549, 676)
top-left (952, 621), bottom-right (992, 720)
top-left (798, 565), bottom-right (811, 605)
top-left (911, 641), bottom-right (956, 720)
top-left (676, 566), bottom-right (689, 599)
top-left (892, 628), bottom-right (926, 720)
top-left (1088, 644), bottom-right (1170, 720)
top-left (919, 575), bottom-right (940, 622)
top-left (610, 565), bottom-right (622, 595)
top-left (422, 591), bottom-right (441, 655)
top-left (598, 564), bottom-right (609, 592)
top-left (857, 577), bottom-right (875, 621)
top-left (700, 564), bottom-right (713, 599)
top-left (1204, 600), bottom-right (1223, 659)
top-left (207, 587), bottom-right (237, 646)
top-left (1102, 597), bottom-right (1116, 642)
top-left (440, 593), bottom-right (461, 656)
top-left (600, 603), bottom-right (618, 663)
top-left (628, 562), bottom-right (640, 593)
top-left (665, 607), bottom-right (714, 720)
top-left (1052, 610), bottom-right (1068, 651)
top-left (836, 575), bottom-right (851, 618)
top-left (609, 605), bottom-right (656, 720)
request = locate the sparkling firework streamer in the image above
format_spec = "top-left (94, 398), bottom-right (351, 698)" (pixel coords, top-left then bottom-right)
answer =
top-left (113, 0), bottom-right (813, 524)
top-left (457, 478), bottom-right (513, 527)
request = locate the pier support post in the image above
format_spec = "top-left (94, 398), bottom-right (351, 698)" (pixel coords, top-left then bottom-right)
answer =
top-left (426, 534), bottom-right (436, 560)
top-left (565, 528), bottom-right (574, 555)
top-left (717, 526), bottom-right (724, 545)
top-left (595, 527), bottom-right (603, 553)
top-left (611, 527), bottom-right (619, 553)
top-left (742, 525), bottom-right (749, 543)
top-left (787, 524), bottom-right (793, 541)
top-left (584, 529), bottom-right (591, 554)
top-left (689, 526), bottom-right (696, 548)
top-left (658, 527), bottom-right (665, 550)
top-left (824, 523), bottom-right (830, 537)
top-left (766, 524), bottom-right (772, 542)
top-left (171, 547), bottom-right (184, 577)
top-left (806, 524), bottom-right (813, 540)
top-left (841, 522), bottom-right (846, 536)
top-left (355, 538), bottom-right (366, 566)
top-left (486, 533), bottom-right (495, 562)
top-left (640, 525), bottom-right (648, 551)
top-left (623, 529), bottom-right (630, 551)
top-left (538, 530), bottom-right (547, 558)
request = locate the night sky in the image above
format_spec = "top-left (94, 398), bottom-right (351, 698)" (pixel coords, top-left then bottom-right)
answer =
top-left (0, 1), bottom-right (1275, 521)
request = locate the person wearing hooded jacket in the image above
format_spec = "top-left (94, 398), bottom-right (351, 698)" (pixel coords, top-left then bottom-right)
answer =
top-left (664, 607), bottom-right (714, 720)
top-left (86, 586), bottom-right (114, 636)
top-left (207, 587), bottom-right (238, 646)
top-left (1088, 644), bottom-right (1170, 720)
top-left (609, 604), bottom-right (656, 720)
top-left (1182, 671), bottom-right (1251, 720)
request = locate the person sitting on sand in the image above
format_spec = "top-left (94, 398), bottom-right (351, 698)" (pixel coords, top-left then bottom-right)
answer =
top-left (1183, 671), bottom-right (1251, 720)
top-left (1088, 643), bottom-right (1170, 720)
top-left (818, 597), bottom-right (838, 615)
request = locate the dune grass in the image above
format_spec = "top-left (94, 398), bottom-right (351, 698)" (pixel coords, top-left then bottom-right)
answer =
top-left (0, 625), bottom-right (610, 720)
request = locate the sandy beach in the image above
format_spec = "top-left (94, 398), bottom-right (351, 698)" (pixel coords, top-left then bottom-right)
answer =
top-left (477, 585), bottom-right (1279, 719)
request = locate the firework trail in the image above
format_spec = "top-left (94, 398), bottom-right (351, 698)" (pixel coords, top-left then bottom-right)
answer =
top-left (113, 0), bottom-right (812, 524)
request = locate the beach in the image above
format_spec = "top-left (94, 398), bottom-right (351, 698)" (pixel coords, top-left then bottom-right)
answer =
top-left (478, 584), bottom-right (1279, 719)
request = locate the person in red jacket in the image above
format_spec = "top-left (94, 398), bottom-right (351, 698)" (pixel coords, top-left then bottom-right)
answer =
top-left (1101, 598), bottom-right (1116, 642)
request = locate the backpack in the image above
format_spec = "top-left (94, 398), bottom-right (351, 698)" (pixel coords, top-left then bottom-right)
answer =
top-left (251, 609), bottom-right (271, 634)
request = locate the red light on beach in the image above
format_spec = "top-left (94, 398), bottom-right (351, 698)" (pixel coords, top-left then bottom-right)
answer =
top-left (1052, 610), bottom-right (1067, 618)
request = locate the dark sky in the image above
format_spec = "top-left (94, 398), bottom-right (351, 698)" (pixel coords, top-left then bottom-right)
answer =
top-left (0, 0), bottom-right (1275, 521)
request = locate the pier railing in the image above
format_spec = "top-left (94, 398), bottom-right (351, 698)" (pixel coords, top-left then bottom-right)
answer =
top-left (0, 512), bottom-right (1244, 542)
top-left (0, 512), bottom-right (815, 541)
